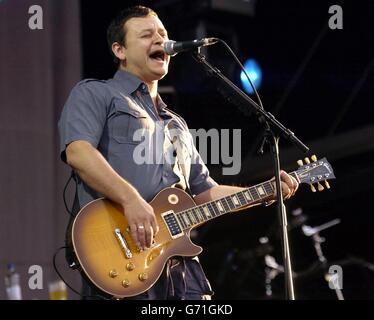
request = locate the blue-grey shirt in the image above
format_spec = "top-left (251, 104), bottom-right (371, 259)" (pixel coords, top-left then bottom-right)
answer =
top-left (58, 70), bottom-right (217, 207)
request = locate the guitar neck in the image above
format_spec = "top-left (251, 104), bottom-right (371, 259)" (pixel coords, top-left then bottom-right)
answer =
top-left (175, 172), bottom-right (298, 230)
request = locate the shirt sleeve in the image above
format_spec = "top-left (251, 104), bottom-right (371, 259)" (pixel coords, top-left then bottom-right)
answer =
top-left (58, 80), bottom-right (108, 162)
top-left (188, 134), bottom-right (218, 196)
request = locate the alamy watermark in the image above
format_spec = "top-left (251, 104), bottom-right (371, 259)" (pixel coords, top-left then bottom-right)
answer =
top-left (28, 265), bottom-right (43, 289)
top-left (328, 5), bottom-right (343, 30)
top-left (28, 5), bottom-right (43, 30)
top-left (131, 121), bottom-right (241, 176)
top-left (191, 128), bottom-right (241, 176)
top-left (327, 264), bottom-right (343, 290)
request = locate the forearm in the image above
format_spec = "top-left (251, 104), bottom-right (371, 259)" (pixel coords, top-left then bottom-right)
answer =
top-left (194, 185), bottom-right (243, 203)
top-left (65, 140), bottom-right (140, 208)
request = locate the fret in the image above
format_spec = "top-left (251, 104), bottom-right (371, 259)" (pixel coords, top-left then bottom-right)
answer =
top-left (269, 180), bottom-right (275, 192)
top-left (188, 210), bottom-right (196, 224)
top-left (205, 203), bottom-right (213, 217)
top-left (216, 200), bottom-right (225, 214)
top-left (195, 207), bottom-right (205, 222)
top-left (177, 213), bottom-right (186, 229)
top-left (187, 209), bottom-right (197, 224)
top-left (206, 203), bottom-right (216, 217)
top-left (231, 195), bottom-right (240, 207)
top-left (188, 210), bottom-right (197, 224)
top-left (202, 206), bottom-right (212, 218)
top-left (210, 202), bottom-right (220, 216)
top-left (221, 198), bottom-right (230, 212)
top-left (244, 190), bottom-right (252, 202)
top-left (198, 207), bottom-right (207, 220)
top-left (237, 192), bottom-right (247, 206)
top-left (192, 208), bottom-right (201, 223)
top-left (263, 181), bottom-right (274, 196)
top-left (182, 213), bottom-right (190, 227)
top-left (225, 196), bottom-right (235, 210)
top-left (199, 206), bottom-right (208, 221)
top-left (256, 185), bottom-right (266, 198)
top-left (250, 187), bottom-right (260, 201)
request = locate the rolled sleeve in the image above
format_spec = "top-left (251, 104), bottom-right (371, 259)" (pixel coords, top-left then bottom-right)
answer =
top-left (189, 142), bottom-right (218, 196)
top-left (58, 81), bottom-right (108, 162)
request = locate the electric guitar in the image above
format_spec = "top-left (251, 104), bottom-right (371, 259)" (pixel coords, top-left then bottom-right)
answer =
top-left (71, 156), bottom-right (335, 298)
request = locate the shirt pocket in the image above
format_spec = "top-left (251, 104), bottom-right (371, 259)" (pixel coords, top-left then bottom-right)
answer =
top-left (111, 100), bottom-right (150, 144)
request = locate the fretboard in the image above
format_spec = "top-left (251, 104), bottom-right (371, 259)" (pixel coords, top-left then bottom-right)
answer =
top-left (175, 171), bottom-right (298, 230)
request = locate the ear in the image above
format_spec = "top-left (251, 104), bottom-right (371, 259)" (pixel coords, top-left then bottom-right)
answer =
top-left (111, 42), bottom-right (126, 64)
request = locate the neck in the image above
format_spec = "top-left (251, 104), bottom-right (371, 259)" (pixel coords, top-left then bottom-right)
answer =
top-left (119, 66), bottom-right (159, 106)
top-left (174, 171), bottom-right (300, 231)
top-left (145, 80), bottom-right (158, 104)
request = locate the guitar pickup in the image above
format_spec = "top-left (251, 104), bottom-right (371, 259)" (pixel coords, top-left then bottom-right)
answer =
top-left (114, 228), bottom-right (132, 259)
top-left (161, 210), bottom-right (183, 239)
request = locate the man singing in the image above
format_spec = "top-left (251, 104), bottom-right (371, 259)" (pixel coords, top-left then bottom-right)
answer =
top-left (58, 5), bottom-right (298, 300)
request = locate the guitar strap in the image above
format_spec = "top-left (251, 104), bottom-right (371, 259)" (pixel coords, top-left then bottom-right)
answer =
top-left (167, 120), bottom-right (193, 198)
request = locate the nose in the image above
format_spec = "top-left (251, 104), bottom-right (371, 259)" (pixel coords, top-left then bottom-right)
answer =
top-left (153, 33), bottom-right (165, 46)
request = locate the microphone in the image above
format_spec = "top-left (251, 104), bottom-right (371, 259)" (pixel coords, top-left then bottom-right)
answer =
top-left (164, 38), bottom-right (219, 56)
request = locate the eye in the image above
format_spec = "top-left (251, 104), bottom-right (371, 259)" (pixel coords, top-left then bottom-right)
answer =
top-left (160, 32), bottom-right (168, 38)
top-left (141, 34), bottom-right (151, 38)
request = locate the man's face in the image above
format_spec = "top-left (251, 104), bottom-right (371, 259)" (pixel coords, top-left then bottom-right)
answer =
top-left (122, 15), bottom-right (170, 82)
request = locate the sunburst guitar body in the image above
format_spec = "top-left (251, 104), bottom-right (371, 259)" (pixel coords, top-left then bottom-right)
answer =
top-left (71, 156), bottom-right (335, 298)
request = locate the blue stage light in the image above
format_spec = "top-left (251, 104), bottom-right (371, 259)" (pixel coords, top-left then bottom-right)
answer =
top-left (240, 59), bottom-right (262, 94)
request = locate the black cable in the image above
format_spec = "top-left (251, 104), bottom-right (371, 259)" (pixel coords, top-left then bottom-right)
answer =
top-left (53, 246), bottom-right (109, 300)
top-left (217, 38), bottom-right (264, 110)
top-left (59, 174), bottom-right (110, 299)
top-left (53, 246), bottom-right (82, 297)
top-left (63, 171), bottom-right (77, 217)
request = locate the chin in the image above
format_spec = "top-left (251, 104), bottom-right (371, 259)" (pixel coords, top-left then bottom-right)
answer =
top-left (151, 68), bottom-right (168, 80)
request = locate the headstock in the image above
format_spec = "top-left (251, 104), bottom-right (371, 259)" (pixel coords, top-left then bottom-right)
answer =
top-left (295, 155), bottom-right (335, 192)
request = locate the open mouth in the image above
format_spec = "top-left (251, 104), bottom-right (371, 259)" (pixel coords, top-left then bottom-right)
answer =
top-left (149, 50), bottom-right (166, 63)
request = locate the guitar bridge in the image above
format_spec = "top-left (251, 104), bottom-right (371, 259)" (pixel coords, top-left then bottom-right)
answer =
top-left (114, 228), bottom-right (132, 259)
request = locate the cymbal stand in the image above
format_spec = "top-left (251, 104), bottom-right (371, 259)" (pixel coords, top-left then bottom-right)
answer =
top-left (302, 219), bottom-right (344, 300)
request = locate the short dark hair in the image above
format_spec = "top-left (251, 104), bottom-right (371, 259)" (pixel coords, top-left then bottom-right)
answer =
top-left (107, 6), bottom-right (158, 66)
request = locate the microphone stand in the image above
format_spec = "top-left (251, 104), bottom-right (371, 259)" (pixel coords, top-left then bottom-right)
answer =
top-left (192, 49), bottom-right (309, 300)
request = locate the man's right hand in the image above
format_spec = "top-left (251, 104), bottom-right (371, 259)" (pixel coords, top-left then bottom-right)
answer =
top-left (122, 196), bottom-right (159, 251)
top-left (66, 141), bottom-right (159, 250)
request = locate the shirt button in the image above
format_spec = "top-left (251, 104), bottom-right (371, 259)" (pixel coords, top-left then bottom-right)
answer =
top-left (141, 84), bottom-right (147, 92)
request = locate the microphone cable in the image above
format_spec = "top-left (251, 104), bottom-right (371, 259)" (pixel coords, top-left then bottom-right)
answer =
top-left (217, 38), bottom-right (265, 111)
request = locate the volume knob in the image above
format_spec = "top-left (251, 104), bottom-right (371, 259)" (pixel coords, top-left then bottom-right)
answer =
top-left (126, 262), bottom-right (135, 271)
top-left (122, 279), bottom-right (130, 288)
top-left (138, 272), bottom-right (148, 281)
top-left (109, 270), bottom-right (118, 278)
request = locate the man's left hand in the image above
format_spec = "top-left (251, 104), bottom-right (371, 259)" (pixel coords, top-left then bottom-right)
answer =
top-left (273, 170), bottom-right (299, 200)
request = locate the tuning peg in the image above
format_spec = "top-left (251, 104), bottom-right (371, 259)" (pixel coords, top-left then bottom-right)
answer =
top-left (311, 155), bottom-right (317, 162)
top-left (325, 181), bottom-right (331, 189)
top-left (304, 157), bottom-right (310, 164)
top-left (317, 182), bottom-right (324, 191)
top-left (310, 184), bottom-right (317, 192)
top-left (297, 160), bottom-right (303, 166)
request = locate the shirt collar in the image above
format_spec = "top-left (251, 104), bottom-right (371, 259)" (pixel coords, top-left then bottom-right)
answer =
top-left (113, 69), bottom-right (168, 110)
top-left (156, 94), bottom-right (167, 110)
top-left (113, 69), bottom-right (143, 95)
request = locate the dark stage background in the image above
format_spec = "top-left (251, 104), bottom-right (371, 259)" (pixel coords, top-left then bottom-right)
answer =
top-left (0, 0), bottom-right (373, 300)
